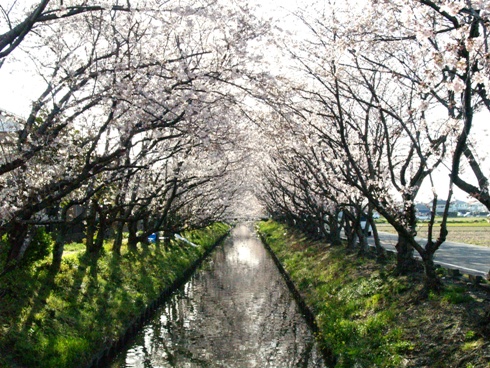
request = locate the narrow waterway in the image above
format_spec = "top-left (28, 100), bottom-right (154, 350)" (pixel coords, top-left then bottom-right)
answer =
top-left (109, 222), bottom-right (325, 367)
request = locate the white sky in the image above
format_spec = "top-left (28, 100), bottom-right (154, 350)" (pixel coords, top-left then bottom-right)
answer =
top-left (0, 0), bottom-right (302, 117)
top-left (0, 63), bottom-right (44, 117)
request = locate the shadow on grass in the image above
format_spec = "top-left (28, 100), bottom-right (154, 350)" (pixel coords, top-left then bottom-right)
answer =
top-left (0, 257), bottom-right (82, 366)
top-left (0, 225), bottom-right (229, 367)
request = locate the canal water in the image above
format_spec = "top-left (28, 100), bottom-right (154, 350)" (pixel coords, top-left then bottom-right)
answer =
top-left (109, 222), bottom-right (325, 367)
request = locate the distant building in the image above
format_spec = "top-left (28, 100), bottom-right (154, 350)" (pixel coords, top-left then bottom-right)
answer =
top-left (415, 199), bottom-right (488, 217)
top-left (451, 200), bottom-right (470, 213)
top-left (433, 199), bottom-right (469, 215)
top-left (415, 200), bottom-right (448, 215)
top-left (435, 199), bottom-right (449, 214)
top-left (415, 202), bottom-right (431, 215)
top-left (467, 199), bottom-right (488, 214)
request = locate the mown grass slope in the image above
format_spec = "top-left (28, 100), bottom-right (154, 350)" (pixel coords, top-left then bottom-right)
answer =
top-left (257, 220), bottom-right (490, 368)
top-left (0, 223), bottom-right (229, 368)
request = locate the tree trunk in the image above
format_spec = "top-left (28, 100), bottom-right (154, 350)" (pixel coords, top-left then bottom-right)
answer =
top-left (127, 220), bottom-right (138, 251)
top-left (422, 254), bottom-right (443, 292)
top-left (51, 223), bottom-right (67, 270)
top-left (344, 220), bottom-right (357, 251)
top-left (112, 220), bottom-right (125, 255)
top-left (5, 221), bottom-right (29, 265)
top-left (368, 217), bottom-right (385, 261)
top-left (357, 230), bottom-right (369, 256)
top-left (332, 215), bottom-right (343, 246)
top-left (395, 233), bottom-right (418, 274)
top-left (85, 202), bottom-right (97, 253)
top-left (140, 233), bottom-right (150, 246)
top-left (93, 210), bottom-right (107, 254)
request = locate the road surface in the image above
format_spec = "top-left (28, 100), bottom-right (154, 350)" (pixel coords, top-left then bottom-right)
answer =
top-left (372, 232), bottom-right (490, 278)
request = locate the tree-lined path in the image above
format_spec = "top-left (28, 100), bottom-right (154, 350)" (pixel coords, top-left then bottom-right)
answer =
top-left (1, 0), bottom-right (490, 292)
top-left (1, 0), bottom-right (490, 366)
top-left (109, 223), bottom-right (325, 367)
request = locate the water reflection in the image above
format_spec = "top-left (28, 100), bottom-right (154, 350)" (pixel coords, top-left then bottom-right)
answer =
top-left (109, 223), bottom-right (325, 367)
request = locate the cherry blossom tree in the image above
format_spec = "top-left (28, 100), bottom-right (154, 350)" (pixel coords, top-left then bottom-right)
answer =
top-left (0, 0), bottom-right (269, 273)
top-left (0, 1), bottom-right (117, 65)
top-left (347, 0), bottom-right (490, 209)
top-left (317, 0), bottom-right (490, 288)
top-left (256, 2), bottom-right (458, 290)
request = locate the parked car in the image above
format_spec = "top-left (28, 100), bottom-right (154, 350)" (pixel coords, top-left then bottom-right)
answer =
top-left (148, 233), bottom-right (158, 243)
top-left (360, 215), bottom-right (372, 236)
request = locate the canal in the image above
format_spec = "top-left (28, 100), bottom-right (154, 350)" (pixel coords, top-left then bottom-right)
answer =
top-left (109, 222), bottom-right (325, 367)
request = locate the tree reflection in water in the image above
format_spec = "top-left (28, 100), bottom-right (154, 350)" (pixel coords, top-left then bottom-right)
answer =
top-left (110, 223), bottom-right (325, 368)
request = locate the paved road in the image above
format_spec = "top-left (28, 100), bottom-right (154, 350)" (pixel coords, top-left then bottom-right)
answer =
top-left (371, 232), bottom-right (490, 278)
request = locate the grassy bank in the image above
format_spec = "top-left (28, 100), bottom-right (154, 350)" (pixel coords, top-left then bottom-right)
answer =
top-left (0, 223), bottom-right (230, 368)
top-left (257, 220), bottom-right (490, 367)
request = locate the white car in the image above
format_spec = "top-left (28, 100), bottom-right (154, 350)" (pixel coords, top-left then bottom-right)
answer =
top-left (360, 215), bottom-right (372, 236)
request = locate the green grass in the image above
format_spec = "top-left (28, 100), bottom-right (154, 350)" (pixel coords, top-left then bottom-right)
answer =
top-left (257, 220), bottom-right (490, 367)
top-left (440, 285), bottom-right (474, 304)
top-left (63, 242), bottom-right (85, 253)
top-left (257, 220), bottom-right (411, 367)
top-left (0, 222), bottom-right (230, 368)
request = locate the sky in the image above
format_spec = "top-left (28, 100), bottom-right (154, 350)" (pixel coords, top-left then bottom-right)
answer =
top-left (0, 0), bottom-right (301, 117)
top-left (0, 64), bottom-right (44, 118)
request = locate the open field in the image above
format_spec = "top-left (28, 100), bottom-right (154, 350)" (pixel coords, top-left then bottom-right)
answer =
top-left (375, 217), bottom-right (490, 247)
